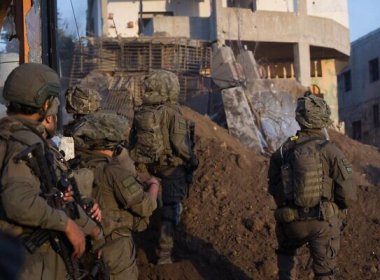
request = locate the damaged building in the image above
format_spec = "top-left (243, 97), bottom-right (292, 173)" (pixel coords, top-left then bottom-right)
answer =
top-left (338, 28), bottom-right (380, 149)
top-left (0, 1), bottom-right (351, 152)
top-left (85, 0), bottom-right (350, 152)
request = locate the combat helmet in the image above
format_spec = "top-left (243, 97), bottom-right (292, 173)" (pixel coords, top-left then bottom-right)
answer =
top-left (142, 70), bottom-right (180, 105)
top-left (72, 111), bottom-right (128, 150)
top-left (295, 92), bottom-right (333, 129)
top-left (4, 63), bottom-right (60, 108)
top-left (66, 86), bottom-right (102, 114)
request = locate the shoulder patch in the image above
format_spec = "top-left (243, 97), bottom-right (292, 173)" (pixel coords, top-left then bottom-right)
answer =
top-left (122, 176), bottom-right (140, 195)
top-left (341, 158), bottom-right (352, 174)
top-left (174, 117), bottom-right (187, 134)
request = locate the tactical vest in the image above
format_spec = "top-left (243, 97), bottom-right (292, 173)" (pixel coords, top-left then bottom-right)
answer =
top-left (131, 105), bottom-right (170, 164)
top-left (280, 137), bottom-right (327, 208)
top-left (0, 118), bottom-right (44, 236)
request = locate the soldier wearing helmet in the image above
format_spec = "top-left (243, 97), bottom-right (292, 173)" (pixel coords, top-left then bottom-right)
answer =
top-left (0, 63), bottom-right (86, 280)
top-left (71, 111), bottom-right (159, 280)
top-left (65, 86), bottom-right (102, 117)
top-left (63, 86), bottom-right (102, 137)
top-left (268, 92), bottom-right (356, 280)
top-left (42, 96), bottom-right (105, 256)
top-left (129, 70), bottom-right (198, 264)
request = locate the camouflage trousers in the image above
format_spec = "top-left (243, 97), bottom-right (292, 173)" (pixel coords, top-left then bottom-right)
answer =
top-left (102, 232), bottom-right (138, 280)
top-left (148, 165), bottom-right (187, 256)
top-left (276, 217), bottom-right (342, 280)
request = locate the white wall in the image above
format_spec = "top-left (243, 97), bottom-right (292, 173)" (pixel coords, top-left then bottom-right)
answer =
top-left (254, 0), bottom-right (347, 27)
top-left (307, 0), bottom-right (348, 28)
top-left (256, 0), bottom-right (295, 12)
top-left (107, 0), bottom-right (211, 37)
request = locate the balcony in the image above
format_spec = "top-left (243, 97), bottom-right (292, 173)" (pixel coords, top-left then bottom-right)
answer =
top-left (143, 16), bottom-right (211, 41)
top-left (218, 8), bottom-right (350, 57)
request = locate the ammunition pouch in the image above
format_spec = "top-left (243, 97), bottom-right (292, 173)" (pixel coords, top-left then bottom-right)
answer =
top-left (102, 209), bottom-right (150, 236)
top-left (275, 207), bottom-right (298, 223)
top-left (159, 154), bottom-right (184, 167)
top-left (320, 201), bottom-right (339, 221)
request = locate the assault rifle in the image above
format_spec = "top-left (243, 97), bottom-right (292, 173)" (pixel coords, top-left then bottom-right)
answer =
top-left (65, 171), bottom-right (109, 280)
top-left (64, 156), bottom-right (109, 279)
top-left (14, 143), bottom-right (82, 280)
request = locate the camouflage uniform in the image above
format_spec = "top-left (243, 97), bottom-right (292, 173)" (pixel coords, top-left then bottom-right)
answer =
top-left (130, 70), bottom-right (197, 264)
top-left (268, 93), bottom-right (356, 280)
top-left (72, 112), bottom-right (157, 280)
top-left (0, 63), bottom-right (73, 280)
top-left (44, 98), bottom-right (102, 239)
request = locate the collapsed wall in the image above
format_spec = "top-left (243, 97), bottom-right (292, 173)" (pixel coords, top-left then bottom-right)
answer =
top-left (211, 46), bottom-right (307, 153)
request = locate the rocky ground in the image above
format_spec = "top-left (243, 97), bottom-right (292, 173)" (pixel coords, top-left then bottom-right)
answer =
top-left (135, 107), bottom-right (380, 280)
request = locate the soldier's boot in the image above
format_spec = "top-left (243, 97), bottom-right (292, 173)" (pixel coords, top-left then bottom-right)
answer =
top-left (277, 253), bottom-right (298, 280)
top-left (157, 221), bottom-right (174, 265)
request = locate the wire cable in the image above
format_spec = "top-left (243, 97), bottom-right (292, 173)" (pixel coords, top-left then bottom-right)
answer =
top-left (69, 0), bottom-right (81, 40)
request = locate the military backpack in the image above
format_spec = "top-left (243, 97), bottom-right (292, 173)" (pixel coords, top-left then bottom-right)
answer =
top-left (130, 105), bottom-right (167, 164)
top-left (280, 137), bottom-right (327, 208)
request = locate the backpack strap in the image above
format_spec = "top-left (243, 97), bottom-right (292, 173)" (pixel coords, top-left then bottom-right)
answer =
top-left (0, 138), bottom-right (9, 179)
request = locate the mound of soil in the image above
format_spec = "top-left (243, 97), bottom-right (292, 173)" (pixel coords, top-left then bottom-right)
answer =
top-left (136, 107), bottom-right (380, 280)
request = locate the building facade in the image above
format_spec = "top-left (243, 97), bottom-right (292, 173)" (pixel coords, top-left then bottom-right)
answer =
top-left (87, 0), bottom-right (350, 125)
top-left (338, 28), bottom-right (380, 148)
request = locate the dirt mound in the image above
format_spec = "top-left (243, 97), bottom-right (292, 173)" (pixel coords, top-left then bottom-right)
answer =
top-left (136, 107), bottom-right (380, 280)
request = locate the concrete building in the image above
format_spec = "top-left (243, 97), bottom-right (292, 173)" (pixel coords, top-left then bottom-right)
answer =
top-left (338, 28), bottom-right (380, 148)
top-left (87, 0), bottom-right (350, 125)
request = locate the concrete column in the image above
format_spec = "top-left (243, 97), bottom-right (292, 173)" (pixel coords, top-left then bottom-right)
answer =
top-left (211, 0), bottom-right (225, 46)
top-left (293, 42), bottom-right (311, 87)
top-left (101, 0), bottom-right (108, 36)
top-left (297, 0), bottom-right (307, 16)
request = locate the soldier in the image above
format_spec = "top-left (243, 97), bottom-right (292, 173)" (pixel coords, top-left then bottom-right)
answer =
top-left (129, 70), bottom-right (198, 264)
top-left (42, 92), bottom-right (107, 278)
top-left (42, 97), bottom-right (103, 224)
top-left (72, 111), bottom-right (159, 280)
top-left (0, 63), bottom-right (86, 280)
top-left (268, 92), bottom-right (356, 280)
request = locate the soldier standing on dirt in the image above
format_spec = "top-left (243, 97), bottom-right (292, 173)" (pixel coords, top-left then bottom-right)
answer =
top-left (71, 112), bottom-right (159, 280)
top-left (0, 63), bottom-right (86, 280)
top-left (268, 92), bottom-right (356, 279)
top-left (129, 70), bottom-right (198, 265)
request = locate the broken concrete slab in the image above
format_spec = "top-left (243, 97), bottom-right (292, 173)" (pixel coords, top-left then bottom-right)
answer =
top-left (211, 46), bottom-right (245, 89)
top-left (236, 50), bottom-right (261, 82)
top-left (221, 87), bottom-right (266, 153)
